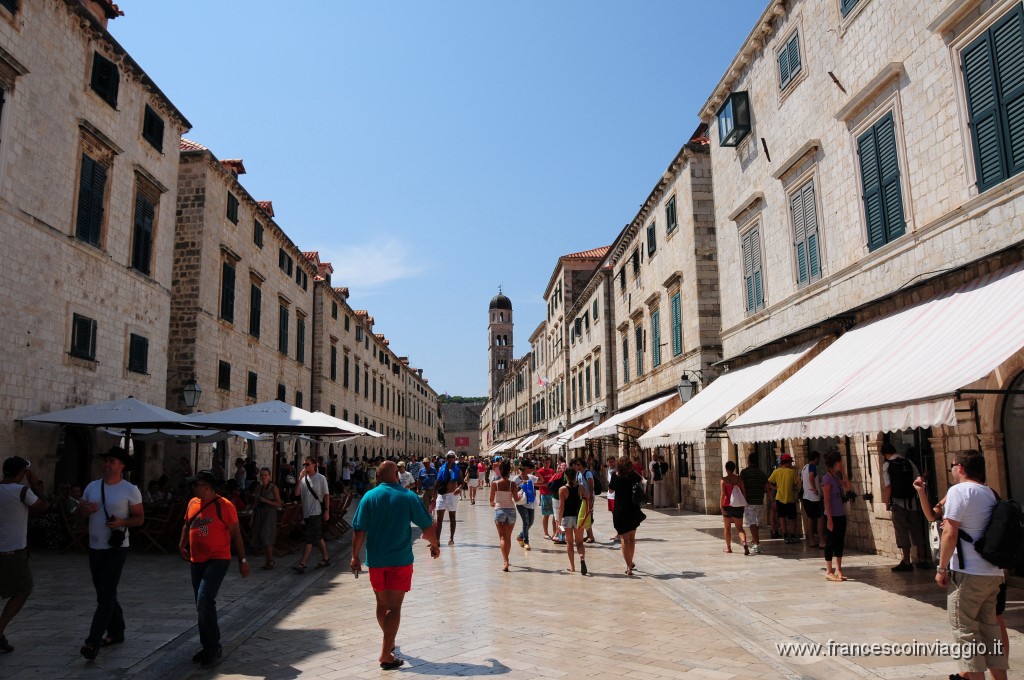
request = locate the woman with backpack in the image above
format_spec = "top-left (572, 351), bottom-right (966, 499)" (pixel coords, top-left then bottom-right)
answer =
top-left (607, 456), bottom-right (646, 576)
top-left (556, 469), bottom-right (588, 574)
top-left (489, 459), bottom-right (520, 572)
top-left (511, 460), bottom-right (538, 550)
top-left (720, 460), bottom-right (749, 555)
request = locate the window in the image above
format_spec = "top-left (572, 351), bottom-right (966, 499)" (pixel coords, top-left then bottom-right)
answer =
top-left (296, 269), bottom-right (308, 291)
top-left (330, 345), bottom-right (338, 381)
top-left (778, 32), bottom-right (802, 89)
top-left (249, 283), bottom-right (261, 338)
top-left (741, 227), bottom-right (765, 313)
top-left (277, 384), bottom-right (286, 401)
top-left (344, 315), bottom-right (350, 332)
top-left (253, 220), bottom-right (264, 248)
top-left (571, 374), bottom-right (577, 410)
top-left (962, 6), bottom-right (1024, 192)
top-left (841, 0), bottom-right (860, 17)
top-left (355, 362), bottom-right (361, 393)
top-left (574, 317), bottom-right (583, 337)
top-left (631, 249), bottom-right (640, 275)
top-left (619, 268), bottom-right (626, 291)
top-left (666, 196), bottom-right (677, 234)
top-left (296, 391), bottom-right (303, 409)
top-left (670, 292), bottom-right (682, 357)
top-left (76, 153), bottom-right (107, 247)
top-left (356, 326), bottom-right (364, 342)
top-left (70, 314), bottom-right (97, 361)
top-left (218, 360), bottom-right (231, 390)
top-left (647, 222), bottom-right (657, 256)
top-left (226, 192), bottom-right (239, 224)
top-left (141, 105), bottom-right (164, 152)
top-left (247, 371), bottom-right (258, 399)
top-left (278, 249), bottom-right (293, 275)
top-left (593, 299), bottom-right (599, 321)
top-left (857, 112), bottom-right (905, 251)
top-left (594, 358), bottom-right (601, 398)
top-left (364, 368), bottom-right (369, 398)
top-left (791, 180), bottom-right (822, 285)
top-left (651, 310), bottom-right (661, 368)
top-left (331, 301), bottom-right (338, 319)
top-left (130, 190), bottom-right (156, 276)
top-left (0, 0), bottom-right (18, 14)
top-left (343, 355), bottom-right (350, 388)
top-left (296, 316), bottom-right (306, 364)
top-left (635, 326), bottom-right (644, 377)
top-left (585, 364), bottom-right (592, 402)
top-left (90, 52), bottom-right (119, 108)
top-left (278, 304), bottom-right (289, 354)
top-left (373, 376), bottom-right (377, 403)
top-left (717, 91), bottom-right (751, 147)
top-left (622, 336), bottom-right (629, 383)
top-left (127, 334), bottom-right (148, 374)
top-left (220, 261), bottom-right (235, 323)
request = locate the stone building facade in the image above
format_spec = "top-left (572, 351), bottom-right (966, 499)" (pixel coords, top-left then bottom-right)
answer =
top-left (440, 401), bottom-right (484, 457)
top-left (699, 0), bottom-right (1024, 556)
top-left (0, 0), bottom-right (189, 486)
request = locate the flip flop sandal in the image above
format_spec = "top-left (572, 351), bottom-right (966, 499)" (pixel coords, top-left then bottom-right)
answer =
top-left (101, 637), bottom-right (124, 647)
top-left (315, 559), bottom-right (332, 569)
top-left (291, 563), bottom-right (307, 574)
top-left (261, 562), bottom-right (275, 570)
top-left (380, 658), bottom-right (404, 670)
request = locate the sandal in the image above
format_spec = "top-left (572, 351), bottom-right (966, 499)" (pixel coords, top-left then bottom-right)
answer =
top-left (723, 548), bottom-right (732, 553)
top-left (380, 658), bottom-right (404, 670)
top-left (825, 572), bottom-right (842, 582)
top-left (261, 562), bottom-right (275, 570)
top-left (101, 636), bottom-right (124, 647)
top-left (80, 643), bottom-right (99, 660)
top-left (291, 563), bottom-right (307, 574)
top-left (314, 559), bottom-right (332, 569)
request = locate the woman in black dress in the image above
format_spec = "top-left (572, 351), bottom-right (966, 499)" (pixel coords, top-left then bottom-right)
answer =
top-left (607, 456), bottom-right (646, 576)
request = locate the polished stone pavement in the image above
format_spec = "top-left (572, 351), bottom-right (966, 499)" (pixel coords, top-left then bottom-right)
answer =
top-left (1, 495), bottom-right (1020, 679)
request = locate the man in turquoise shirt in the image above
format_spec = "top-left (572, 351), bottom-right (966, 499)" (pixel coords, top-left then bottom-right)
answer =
top-left (351, 461), bottom-right (440, 671)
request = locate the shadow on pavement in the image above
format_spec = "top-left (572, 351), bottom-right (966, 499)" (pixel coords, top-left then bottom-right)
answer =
top-left (211, 626), bottom-right (329, 680)
top-left (396, 654), bottom-right (510, 676)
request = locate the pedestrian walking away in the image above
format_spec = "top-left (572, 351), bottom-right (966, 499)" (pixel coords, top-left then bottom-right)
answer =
top-left (0, 456), bottom-right (47, 654)
top-left (178, 472), bottom-right (250, 666)
top-left (351, 461), bottom-right (441, 670)
top-left (249, 467), bottom-right (281, 570)
top-left (534, 457), bottom-right (555, 540)
top-left (557, 468), bottom-right (587, 574)
top-left (77, 446), bottom-right (144, 661)
top-left (512, 460), bottom-right (538, 550)
top-left (490, 459), bottom-right (520, 572)
top-left (936, 450), bottom-right (1009, 680)
top-left (882, 442), bottom-right (932, 572)
top-left (292, 456), bottom-right (331, 573)
top-left (800, 450), bottom-right (825, 549)
top-left (739, 452), bottom-right (768, 554)
top-left (607, 456), bottom-right (645, 575)
top-left (720, 461), bottom-right (749, 555)
top-left (573, 457), bottom-right (597, 543)
top-left (466, 457), bottom-right (480, 504)
top-left (434, 451), bottom-right (463, 545)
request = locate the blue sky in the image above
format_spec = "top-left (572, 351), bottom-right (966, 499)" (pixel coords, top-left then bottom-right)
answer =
top-left (113, 1), bottom-right (768, 397)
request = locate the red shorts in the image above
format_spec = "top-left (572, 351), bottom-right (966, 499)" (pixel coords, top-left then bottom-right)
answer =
top-left (369, 564), bottom-right (413, 592)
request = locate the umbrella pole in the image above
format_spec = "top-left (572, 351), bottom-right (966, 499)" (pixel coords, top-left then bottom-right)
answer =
top-left (272, 433), bottom-right (278, 485)
top-left (193, 441), bottom-right (199, 477)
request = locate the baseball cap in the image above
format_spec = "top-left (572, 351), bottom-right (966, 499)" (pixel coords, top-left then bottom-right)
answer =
top-left (190, 471), bottom-right (218, 486)
top-left (446, 450), bottom-right (456, 458)
top-left (779, 453), bottom-right (793, 464)
top-left (880, 442), bottom-right (896, 455)
top-left (3, 456), bottom-right (31, 476)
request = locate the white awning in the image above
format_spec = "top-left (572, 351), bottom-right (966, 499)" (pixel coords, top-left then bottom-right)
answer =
top-left (573, 394), bottom-right (675, 449)
top-left (636, 340), bottom-right (820, 449)
top-left (516, 433), bottom-right (541, 452)
top-left (491, 437), bottom-right (522, 454)
top-left (728, 261), bottom-right (1024, 443)
top-left (541, 421), bottom-right (592, 454)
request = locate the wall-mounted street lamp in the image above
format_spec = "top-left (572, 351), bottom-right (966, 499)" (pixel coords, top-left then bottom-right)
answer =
top-left (677, 370), bottom-right (704, 403)
top-left (182, 379), bottom-right (202, 409)
top-left (592, 406), bottom-right (607, 426)
top-left (557, 419), bottom-right (566, 434)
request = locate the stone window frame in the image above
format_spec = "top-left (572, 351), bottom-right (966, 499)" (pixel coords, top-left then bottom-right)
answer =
top-left (68, 311), bottom-right (98, 364)
top-left (664, 194), bottom-right (678, 237)
top-left (776, 19), bottom-right (807, 104)
top-left (126, 331), bottom-right (149, 375)
top-left (217, 360), bottom-right (231, 392)
top-left (738, 218), bottom-right (767, 316)
top-left (74, 127), bottom-right (118, 250)
top-left (783, 162), bottom-right (825, 289)
top-left (129, 170), bottom-right (164, 279)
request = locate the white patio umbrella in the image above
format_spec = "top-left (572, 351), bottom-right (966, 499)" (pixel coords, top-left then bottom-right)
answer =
top-left (310, 411), bottom-right (384, 438)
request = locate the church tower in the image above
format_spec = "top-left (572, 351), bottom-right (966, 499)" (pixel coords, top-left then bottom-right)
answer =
top-left (488, 289), bottom-right (513, 399)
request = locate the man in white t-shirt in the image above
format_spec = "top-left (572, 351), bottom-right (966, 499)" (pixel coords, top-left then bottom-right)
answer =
top-left (0, 456), bottom-right (47, 654)
top-left (936, 449), bottom-right (1008, 679)
top-left (396, 462), bottom-right (415, 490)
top-left (77, 447), bottom-right (144, 660)
top-left (800, 451), bottom-right (824, 548)
top-left (292, 456), bottom-right (331, 573)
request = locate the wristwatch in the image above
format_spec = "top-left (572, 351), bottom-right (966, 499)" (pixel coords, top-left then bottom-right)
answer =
top-left (936, 567), bottom-right (948, 573)
top-left (239, 558), bottom-right (248, 563)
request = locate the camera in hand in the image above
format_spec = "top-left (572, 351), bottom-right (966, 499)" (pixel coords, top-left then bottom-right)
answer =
top-left (107, 516), bottom-right (126, 547)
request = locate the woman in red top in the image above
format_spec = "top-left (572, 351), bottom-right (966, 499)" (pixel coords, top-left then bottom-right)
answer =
top-left (720, 461), bottom-right (749, 555)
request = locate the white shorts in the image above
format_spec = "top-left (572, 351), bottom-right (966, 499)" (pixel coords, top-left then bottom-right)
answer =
top-left (435, 493), bottom-right (459, 512)
top-left (744, 504), bottom-right (765, 527)
top-left (467, 478), bottom-right (479, 488)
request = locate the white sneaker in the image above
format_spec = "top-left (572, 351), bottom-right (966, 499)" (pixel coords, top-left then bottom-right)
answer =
top-left (751, 544), bottom-right (761, 555)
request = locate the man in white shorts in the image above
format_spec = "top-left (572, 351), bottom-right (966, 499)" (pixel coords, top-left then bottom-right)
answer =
top-left (434, 452), bottom-right (463, 545)
top-left (466, 457), bottom-right (480, 505)
top-left (739, 452), bottom-right (768, 554)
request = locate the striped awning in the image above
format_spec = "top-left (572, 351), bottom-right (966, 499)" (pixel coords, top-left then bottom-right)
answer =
top-left (541, 421), bottom-right (591, 454)
top-left (516, 433), bottom-right (542, 452)
top-left (572, 394), bottom-right (675, 449)
top-left (728, 261), bottom-right (1024, 443)
top-left (636, 339), bottom-right (820, 449)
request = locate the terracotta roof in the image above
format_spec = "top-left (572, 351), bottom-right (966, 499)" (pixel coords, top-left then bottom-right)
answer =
top-left (220, 159), bottom-right (245, 175)
top-left (257, 201), bottom-right (274, 217)
top-left (180, 138), bottom-right (208, 152)
top-left (334, 287), bottom-right (349, 297)
top-left (95, 0), bottom-right (124, 18)
top-left (302, 251), bottom-right (319, 261)
top-left (562, 246), bottom-right (611, 260)
top-left (355, 310), bottom-right (369, 317)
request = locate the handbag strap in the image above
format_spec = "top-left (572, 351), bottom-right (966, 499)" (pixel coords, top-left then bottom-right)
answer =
top-left (187, 497), bottom-right (222, 529)
top-left (304, 476), bottom-right (320, 503)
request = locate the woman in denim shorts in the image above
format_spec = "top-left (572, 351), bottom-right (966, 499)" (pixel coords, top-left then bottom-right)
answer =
top-left (490, 460), bottom-right (520, 572)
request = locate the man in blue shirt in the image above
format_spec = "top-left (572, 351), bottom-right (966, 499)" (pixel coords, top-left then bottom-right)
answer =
top-left (351, 461), bottom-right (439, 671)
top-left (434, 452), bottom-right (464, 545)
top-left (416, 458), bottom-right (437, 513)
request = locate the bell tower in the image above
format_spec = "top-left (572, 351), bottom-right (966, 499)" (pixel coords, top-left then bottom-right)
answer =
top-left (487, 289), bottom-right (513, 399)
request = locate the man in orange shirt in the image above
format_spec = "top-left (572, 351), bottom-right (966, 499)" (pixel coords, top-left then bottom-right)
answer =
top-left (178, 472), bottom-right (250, 666)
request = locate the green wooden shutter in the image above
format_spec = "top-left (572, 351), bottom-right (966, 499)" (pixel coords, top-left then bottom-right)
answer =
top-left (647, 223), bottom-right (657, 254)
top-left (963, 29), bottom-right (1004, 189)
top-left (742, 231), bottom-right (755, 312)
top-left (220, 262), bottom-right (235, 322)
top-left (651, 310), bottom-right (661, 367)
top-left (802, 183), bottom-right (821, 281)
top-left (791, 190), bottom-right (808, 285)
top-left (622, 336), bottom-right (629, 383)
top-left (751, 228), bottom-right (764, 309)
top-left (131, 195), bottom-right (154, 275)
top-left (635, 326), bottom-right (643, 376)
top-left (249, 284), bottom-right (261, 337)
top-left (841, 0), bottom-right (859, 17)
top-left (671, 292), bottom-right (682, 356)
top-left (279, 305), bottom-right (289, 354)
top-left (779, 40), bottom-right (791, 88)
top-left (995, 7), bottom-right (1024, 177)
top-left (76, 155), bottom-right (105, 246)
top-left (858, 114), bottom-right (904, 251)
top-left (297, 318), bottom-right (306, 364)
top-left (788, 33), bottom-right (801, 80)
top-left (128, 334), bottom-right (148, 374)
top-left (857, 125), bottom-right (885, 250)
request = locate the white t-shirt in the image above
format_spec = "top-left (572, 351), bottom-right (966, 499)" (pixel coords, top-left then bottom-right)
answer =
top-left (82, 479), bottom-right (142, 550)
top-left (511, 474), bottom-right (539, 508)
top-left (299, 472), bottom-right (329, 518)
top-left (398, 470), bottom-right (415, 489)
top-left (0, 483), bottom-right (39, 551)
top-left (800, 464), bottom-right (821, 502)
top-left (944, 480), bottom-right (1002, 576)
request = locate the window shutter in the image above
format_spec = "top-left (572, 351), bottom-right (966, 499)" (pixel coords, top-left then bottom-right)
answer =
top-left (671, 292), bottom-right (682, 356)
top-left (279, 306), bottom-right (289, 354)
top-left (788, 33), bottom-right (801, 81)
top-left (77, 155), bottom-right (105, 246)
top-left (297, 318), bottom-right (305, 364)
top-left (857, 125), bottom-right (886, 251)
top-left (964, 30), bottom-right (1005, 189)
top-left (875, 115), bottom-right (906, 243)
top-left (995, 9), bottom-right (1024, 179)
top-left (651, 310), bottom-right (661, 367)
top-left (802, 183), bottom-right (821, 280)
top-left (220, 262), bottom-right (235, 322)
top-left (841, 0), bottom-right (859, 17)
top-left (791, 190), bottom-right (808, 285)
top-left (128, 334), bottom-right (148, 374)
top-left (249, 284), bottom-right (261, 337)
top-left (622, 337), bottom-right (629, 383)
top-left (132, 195), bottom-right (154, 275)
top-left (778, 41), bottom-right (791, 88)
top-left (742, 231), bottom-right (755, 312)
top-left (635, 326), bottom-right (643, 376)
top-left (647, 223), bottom-right (657, 254)
top-left (218, 361), bottom-right (231, 390)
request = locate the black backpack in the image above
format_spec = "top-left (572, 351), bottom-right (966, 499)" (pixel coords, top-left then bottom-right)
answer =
top-left (958, 495), bottom-right (1024, 570)
top-left (631, 476), bottom-right (646, 506)
top-left (886, 456), bottom-right (916, 500)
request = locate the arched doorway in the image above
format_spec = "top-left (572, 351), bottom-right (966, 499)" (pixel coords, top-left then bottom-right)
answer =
top-left (1001, 369), bottom-right (1024, 499)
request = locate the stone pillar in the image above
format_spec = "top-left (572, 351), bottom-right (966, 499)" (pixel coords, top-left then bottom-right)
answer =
top-left (979, 431), bottom-right (1007, 496)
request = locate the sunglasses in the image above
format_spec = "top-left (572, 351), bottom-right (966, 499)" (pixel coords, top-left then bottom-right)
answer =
top-left (950, 462), bottom-right (961, 471)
